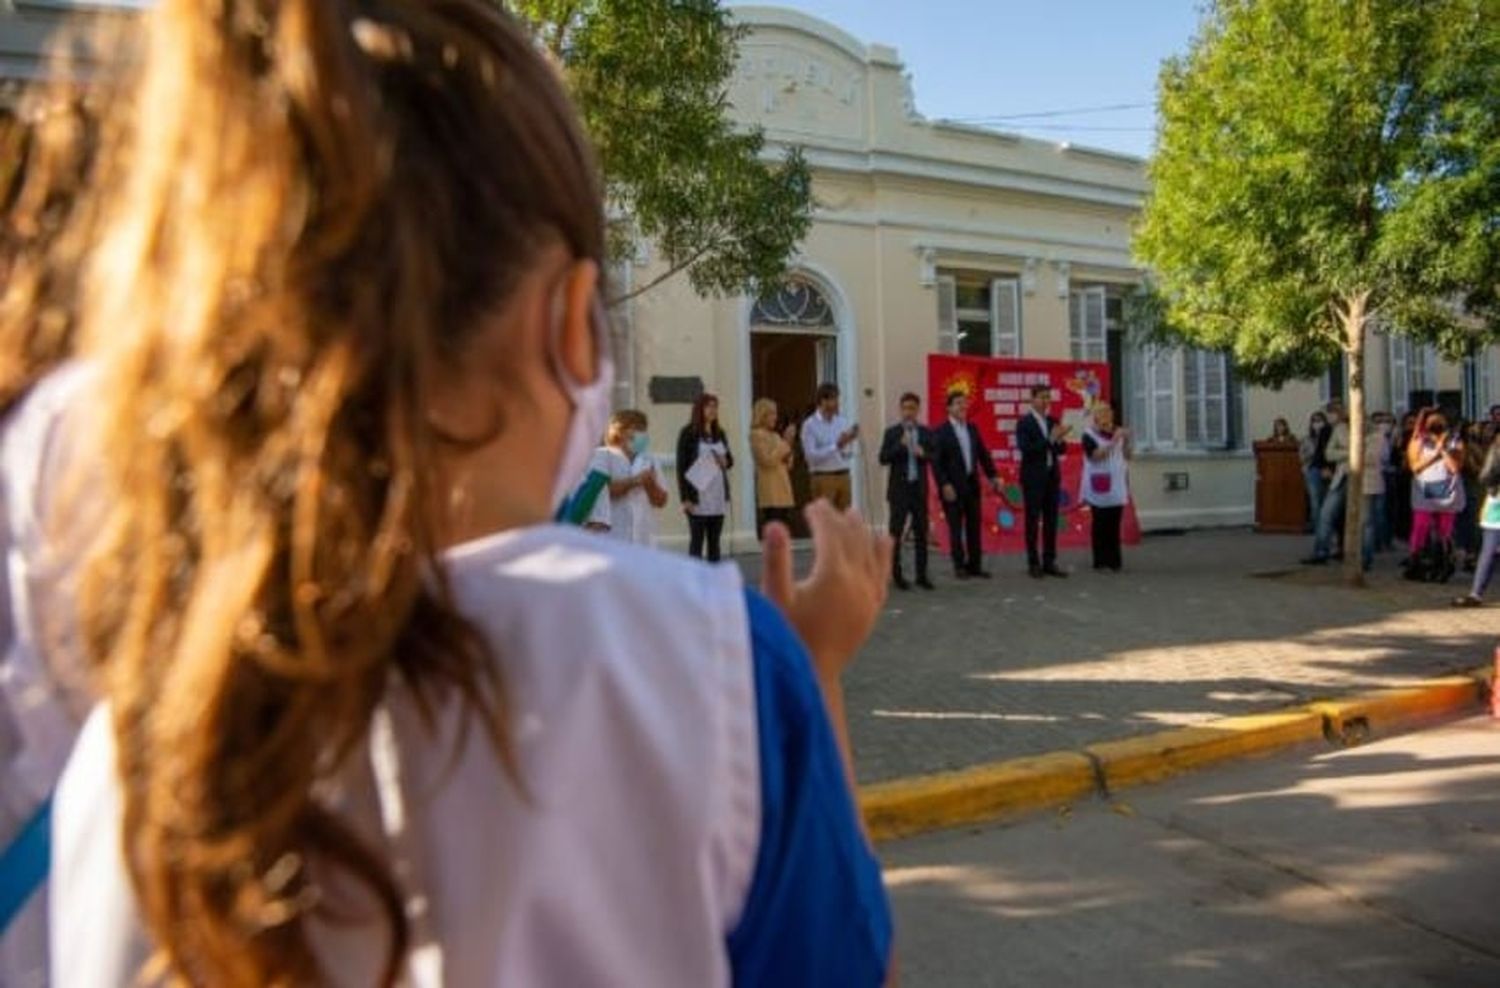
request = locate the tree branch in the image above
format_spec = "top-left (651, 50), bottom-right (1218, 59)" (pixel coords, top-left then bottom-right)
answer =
top-left (607, 241), bottom-right (716, 305)
top-left (549, 2), bottom-right (578, 58)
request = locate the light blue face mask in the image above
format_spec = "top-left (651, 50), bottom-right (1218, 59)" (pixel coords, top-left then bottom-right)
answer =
top-left (630, 432), bottom-right (650, 457)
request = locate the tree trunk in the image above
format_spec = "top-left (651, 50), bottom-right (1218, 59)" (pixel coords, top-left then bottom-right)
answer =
top-left (1341, 294), bottom-right (1369, 587)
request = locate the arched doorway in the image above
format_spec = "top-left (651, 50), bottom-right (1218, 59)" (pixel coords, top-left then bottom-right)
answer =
top-left (746, 276), bottom-right (846, 538)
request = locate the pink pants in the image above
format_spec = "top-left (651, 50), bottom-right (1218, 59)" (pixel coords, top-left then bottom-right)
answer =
top-left (1410, 510), bottom-right (1455, 551)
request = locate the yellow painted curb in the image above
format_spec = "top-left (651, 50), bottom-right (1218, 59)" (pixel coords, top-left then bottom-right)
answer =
top-left (860, 751), bottom-right (1095, 842)
top-left (1086, 710), bottom-right (1326, 792)
top-left (860, 664), bottom-right (1495, 843)
top-left (1309, 674), bottom-right (1486, 742)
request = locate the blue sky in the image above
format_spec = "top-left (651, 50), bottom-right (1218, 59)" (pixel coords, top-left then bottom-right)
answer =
top-left (758, 1), bottom-right (1206, 159)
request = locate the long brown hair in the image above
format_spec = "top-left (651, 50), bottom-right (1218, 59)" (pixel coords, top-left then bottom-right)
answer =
top-left (68, 1), bottom-right (603, 985)
top-left (0, 60), bottom-right (106, 414)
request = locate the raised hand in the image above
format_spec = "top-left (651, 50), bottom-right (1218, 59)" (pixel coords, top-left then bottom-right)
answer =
top-left (760, 500), bottom-right (892, 683)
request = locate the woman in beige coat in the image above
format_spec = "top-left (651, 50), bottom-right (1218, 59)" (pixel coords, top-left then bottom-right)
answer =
top-left (751, 397), bottom-right (797, 538)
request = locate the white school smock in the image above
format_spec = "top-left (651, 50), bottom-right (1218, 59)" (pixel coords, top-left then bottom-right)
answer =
top-left (1079, 427), bottom-right (1130, 509)
top-left (586, 446), bottom-right (664, 545)
top-left (50, 525), bottom-right (891, 987)
top-left (0, 364), bottom-right (94, 988)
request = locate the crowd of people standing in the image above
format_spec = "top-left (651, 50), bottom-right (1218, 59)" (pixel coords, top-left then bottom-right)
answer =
top-left (573, 379), bottom-right (1137, 590)
top-left (1293, 398), bottom-right (1500, 604)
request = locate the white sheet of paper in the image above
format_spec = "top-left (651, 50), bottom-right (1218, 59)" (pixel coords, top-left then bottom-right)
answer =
top-left (685, 455), bottom-right (718, 493)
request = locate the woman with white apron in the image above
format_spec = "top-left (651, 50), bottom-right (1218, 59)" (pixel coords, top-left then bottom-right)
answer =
top-left (1406, 410), bottom-right (1466, 555)
top-left (45, 3), bottom-right (893, 986)
top-left (1080, 404), bottom-right (1133, 572)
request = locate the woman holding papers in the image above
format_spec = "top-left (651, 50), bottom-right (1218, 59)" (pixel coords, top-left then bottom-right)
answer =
top-left (677, 392), bottom-right (735, 561)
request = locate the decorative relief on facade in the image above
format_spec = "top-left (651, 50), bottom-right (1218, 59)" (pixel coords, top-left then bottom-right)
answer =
top-left (730, 39), bottom-right (866, 143)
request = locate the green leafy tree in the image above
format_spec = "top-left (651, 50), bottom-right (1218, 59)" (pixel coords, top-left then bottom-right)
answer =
top-left (1135, 0), bottom-right (1500, 584)
top-left (509, 0), bottom-right (813, 301)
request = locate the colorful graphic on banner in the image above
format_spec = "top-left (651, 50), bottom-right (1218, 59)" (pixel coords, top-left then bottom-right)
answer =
top-left (927, 354), bottom-right (1142, 556)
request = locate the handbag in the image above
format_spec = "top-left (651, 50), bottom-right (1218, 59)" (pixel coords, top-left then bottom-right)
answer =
top-left (1420, 476), bottom-right (1456, 503)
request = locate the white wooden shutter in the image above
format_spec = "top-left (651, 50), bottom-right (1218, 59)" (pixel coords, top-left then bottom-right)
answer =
top-left (1070, 287), bottom-right (1106, 361)
top-left (1068, 291), bottom-right (1082, 359)
top-left (1183, 350), bottom-right (1202, 442)
top-left (1482, 345), bottom-right (1496, 410)
top-left (991, 278), bottom-right (1021, 357)
top-left (1127, 342), bottom-right (1149, 446)
top-left (1417, 344), bottom-right (1437, 391)
top-left (1152, 348), bottom-right (1177, 445)
top-left (936, 275), bottom-right (958, 354)
top-left (1084, 287), bottom-right (1106, 361)
top-left (1204, 352), bottom-right (1227, 445)
top-left (1387, 334), bottom-right (1409, 416)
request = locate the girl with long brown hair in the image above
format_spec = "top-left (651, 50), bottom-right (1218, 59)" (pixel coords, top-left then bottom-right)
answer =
top-left (43, 2), bottom-right (893, 986)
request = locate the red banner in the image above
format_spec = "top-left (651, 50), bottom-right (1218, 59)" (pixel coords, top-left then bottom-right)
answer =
top-left (926, 354), bottom-right (1142, 555)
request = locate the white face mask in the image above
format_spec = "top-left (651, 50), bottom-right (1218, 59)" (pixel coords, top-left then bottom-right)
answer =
top-left (549, 297), bottom-right (615, 512)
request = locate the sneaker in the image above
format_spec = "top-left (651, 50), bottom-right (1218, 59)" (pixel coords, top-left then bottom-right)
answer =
top-left (1452, 594), bottom-right (1484, 608)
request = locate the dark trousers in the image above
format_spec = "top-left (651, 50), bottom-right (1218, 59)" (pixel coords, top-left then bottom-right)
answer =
top-left (757, 506), bottom-right (794, 540)
top-left (888, 483), bottom-right (929, 578)
top-left (1023, 477), bottom-right (1060, 567)
top-left (688, 514), bottom-right (724, 562)
top-left (1091, 505), bottom-right (1124, 570)
top-left (942, 488), bottom-right (983, 573)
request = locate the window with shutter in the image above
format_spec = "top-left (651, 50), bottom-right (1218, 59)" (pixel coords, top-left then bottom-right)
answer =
top-left (991, 278), bottom-right (1021, 357)
top-left (936, 275), bottom-right (958, 354)
top-left (1183, 350), bottom-right (1229, 447)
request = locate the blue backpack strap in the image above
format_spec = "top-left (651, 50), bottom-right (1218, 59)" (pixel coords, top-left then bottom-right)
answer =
top-left (555, 468), bottom-right (611, 526)
top-left (0, 796), bottom-right (51, 936)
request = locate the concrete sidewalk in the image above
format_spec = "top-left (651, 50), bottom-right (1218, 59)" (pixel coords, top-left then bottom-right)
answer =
top-left (883, 715), bottom-right (1500, 987)
top-left (736, 528), bottom-right (1499, 784)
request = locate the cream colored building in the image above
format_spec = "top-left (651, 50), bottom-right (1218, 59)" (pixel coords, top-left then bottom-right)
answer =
top-left (614, 5), bottom-right (1499, 549)
top-left (0, 3), bottom-right (1494, 549)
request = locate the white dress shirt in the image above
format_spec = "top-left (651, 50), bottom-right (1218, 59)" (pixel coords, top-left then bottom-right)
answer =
top-left (949, 416), bottom-right (973, 475)
top-left (800, 411), bottom-right (853, 474)
top-left (1031, 409), bottom-right (1056, 468)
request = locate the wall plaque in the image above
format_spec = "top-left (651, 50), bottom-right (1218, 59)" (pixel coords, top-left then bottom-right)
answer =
top-left (648, 376), bottom-right (705, 405)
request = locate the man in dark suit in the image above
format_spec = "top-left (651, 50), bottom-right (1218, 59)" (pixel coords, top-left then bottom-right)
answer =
top-left (934, 390), bottom-right (1002, 579)
top-left (1016, 383), bottom-right (1071, 578)
top-left (879, 392), bottom-right (936, 590)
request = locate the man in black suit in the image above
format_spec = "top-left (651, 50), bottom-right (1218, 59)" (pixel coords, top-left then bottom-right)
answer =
top-left (1016, 383), bottom-right (1071, 578)
top-left (879, 392), bottom-right (936, 591)
top-left (934, 390), bottom-right (1002, 579)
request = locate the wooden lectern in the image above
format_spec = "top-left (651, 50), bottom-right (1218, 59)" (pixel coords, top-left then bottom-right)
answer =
top-left (1253, 441), bottom-right (1306, 533)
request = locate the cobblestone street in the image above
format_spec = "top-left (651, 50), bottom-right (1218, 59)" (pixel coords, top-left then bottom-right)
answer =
top-left (736, 529), bottom-right (1499, 783)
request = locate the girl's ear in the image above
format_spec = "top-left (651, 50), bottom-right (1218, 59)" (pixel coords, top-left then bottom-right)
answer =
top-left (554, 259), bottom-right (601, 386)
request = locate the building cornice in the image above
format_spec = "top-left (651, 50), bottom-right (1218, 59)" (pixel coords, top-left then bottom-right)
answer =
top-left (780, 143), bottom-right (1145, 210)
